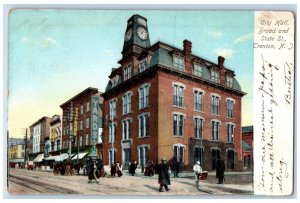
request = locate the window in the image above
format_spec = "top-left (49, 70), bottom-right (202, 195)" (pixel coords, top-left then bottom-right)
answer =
top-left (212, 120), bottom-right (220, 141)
top-left (174, 145), bottom-right (185, 163)
top-left (194, 147), bottom-right (204, 165)
top-left (194, 90), bottom-right (203, 111)
top-left (139, 84), bottom-right (149, 109)
top-left (173, 114), bottom-right (184, 136)
top-left (227, 100), bottom-right (234, 118)
top-left (227, 124), bottom-right (234, 143)
top-left (80, 120), bottom-right (83, 130)
top-left (227, 149), bottom-right (235, 169)
top-left (86, 134), bottom-right (89, 145)
top-left (86, 102), bottom-right (90, 112)
top-left (226, 75), bottom-right (233, 88)
top-left (109, 149), bottom-right (116, 165)
top-left (139, 114), bottom-right (149, 137)
top-left (211, 70), bottom-right (220, 83)
top-left (124, 64), bottom-right (132, 80)
top-left (173, 85), bottom-right (184, 107)
top-left (109, 123), bottom-right (116, 143)
top-left (139, 59), bottom-right (148, 72)
top-left (193, 64), bottom-right (203, 76)
top-left (138, 145), bottom-right (149, 167)
top-left (86, 118), bottom-right (90, 129)
top-left (123, 148), bottom-right (131, 167)
top-left (173, 55), bottom-right (184, 70)
top-left (109, 99), bottom-right (117, 120)
top-left (123, 92), bottom-right (132, 114)
top-left (122, 119), bottom-right (132, 140)
top-left (79, 136), bottom-right (82, 146)
top-left (194, 117), bottom-right (203, 139)
top-left (212, 148), bottom-right (220, 170)
top-left (212, 95), bottom-right (220, 115)
top-left (80, 105), bottom-right (83, 115)
top-left (57, 140), bottom-right (61, 151)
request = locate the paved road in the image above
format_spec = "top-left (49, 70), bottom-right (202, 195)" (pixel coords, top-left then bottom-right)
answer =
top-left (7, 168), bottom-right (253, 196)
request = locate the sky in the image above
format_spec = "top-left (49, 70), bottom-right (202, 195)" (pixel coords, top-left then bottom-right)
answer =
top-left (8, 10), bottom-right (254, 138)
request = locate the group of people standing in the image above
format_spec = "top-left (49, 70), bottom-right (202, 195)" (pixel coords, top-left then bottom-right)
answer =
top-left (86, 157), bottom-right (226, 192)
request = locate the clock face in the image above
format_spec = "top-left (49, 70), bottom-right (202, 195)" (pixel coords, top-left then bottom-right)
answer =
top-left (136, 26), bottom-right (148, 40)
top-left (125, 29), bottom-right (132, 41)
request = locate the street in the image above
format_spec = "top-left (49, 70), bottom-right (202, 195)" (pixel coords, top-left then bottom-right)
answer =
top-left (7, 168), bottom-right (253, 196)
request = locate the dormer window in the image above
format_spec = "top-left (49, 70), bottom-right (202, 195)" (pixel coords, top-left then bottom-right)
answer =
top-left (211, 70), bottom-right (220, 83)
top-left (111, 75), bottom-right (119, 87)
top-left (124, 64), bottom-right (132, 80)
top-left (226, 75), bottom-right (233, 88)
top-left (173, 55), bottom-right (184, 70)
top-left (193, 63), bottom-right (203, 77)
top-left (139, 59), bottom-right (148, 73)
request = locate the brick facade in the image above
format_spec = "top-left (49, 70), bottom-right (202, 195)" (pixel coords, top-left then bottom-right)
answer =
top-left (102, 14), bottom-right (246, 172)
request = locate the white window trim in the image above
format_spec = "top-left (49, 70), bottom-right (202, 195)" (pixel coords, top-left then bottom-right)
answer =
top-left (172, 82), bottom-right (186, 90)
top-left (211, 93), bottom-right (221, 100)
top-left (226, 123), bottom-right (235, 143)
top-left (139, 83), bottom-right (151, 89)
top-left (172, 112), bottom-right (186, 118)
top-left (211, 146), bottom-right (221, 151)
top-left (137, 112), bottom-right (150, 118)
top-left (193, 115), bottom-right (205, 121)
top-left (226, 147), bottom-right (235, 152)
top-left (226, 122), bottom-right (235, 126)
top-left (226, 97), bottom-right (236, 104)
top-left (193, 87), bottom-right (205, 94)
top-left (194, 145), bottom-right (205, 151)
top-left (108, 148), bottom-right (116, 166)
top-left (211, 119), bottom-right (221, 125)
top-left (173, 143), bottom-right (186, 163)
top-left (138, 83), bottom-right (150, 109)
top-left (122, 92), bottom-right (132, 115)
top-left (122, 118), bottom-right (132, 140)
top-left (138, 113), bottom-right (150, 138)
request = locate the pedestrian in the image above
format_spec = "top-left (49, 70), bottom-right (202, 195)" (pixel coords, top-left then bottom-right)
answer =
top-left (110, 162), bottom-right (116, 177)
top-left (172, 157), bottom-right (180, 178)
top-left (193, 161), bottom-right (202, 190)
top-left (129, 161), bottom-right (137, 176)
top-left (157, 158), bottom-right (170, 192)
top-left (88, 160), bottom-right (99, 183)
top-left (216, 158), bottom-right (225, 184)
top-left (116, 162), bottom-right (123, 177)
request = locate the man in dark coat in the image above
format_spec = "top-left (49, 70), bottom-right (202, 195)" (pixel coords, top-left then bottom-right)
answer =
top-left (216, 158), bottom-right (225, 184)
top-left (129, 161), bottom-right (137, 176)
top-left (157, 158), bottom-right (170, 192)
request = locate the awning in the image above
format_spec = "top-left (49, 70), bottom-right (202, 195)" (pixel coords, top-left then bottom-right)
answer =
top-left (56, 153), bottom-right (75, 162)
top-left (10, 158), bottom-right (24, 163)
top-left (33, 154), bottom-right (44, 162)
top-left (43, 155), bottom-right (60, 161)
top-left (71, 152), bottom-right (89, 160)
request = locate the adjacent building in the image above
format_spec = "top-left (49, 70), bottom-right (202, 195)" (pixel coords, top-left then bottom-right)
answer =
top-left (60, 87), bottom-right (104, 159)
top-left (28, 117), bottom-right (51, 160)
top-left (102, 14), bottom-right (246, 171)
top-left (242, 126), bottom-right (253, 170)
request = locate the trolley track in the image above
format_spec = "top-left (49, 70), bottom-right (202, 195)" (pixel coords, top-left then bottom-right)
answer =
top-left (9, 174), bottom-right (81, 194)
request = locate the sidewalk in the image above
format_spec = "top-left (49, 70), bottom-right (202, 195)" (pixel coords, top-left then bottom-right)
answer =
top-left (123, 170), bottom-right (254, 194)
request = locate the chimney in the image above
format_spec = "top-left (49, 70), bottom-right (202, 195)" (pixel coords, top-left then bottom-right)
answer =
top-left (183, 39), bottom-right (192, 73)
top-left (218, 56), bottom-right (226, 85)
top-left (218, 56), bottom-right (225, 68)
top-left (183, 39), bottom-right (192, 59)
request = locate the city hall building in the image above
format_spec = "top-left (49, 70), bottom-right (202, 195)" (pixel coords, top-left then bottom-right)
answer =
top-left (102, 15), bottom-right (246, 171)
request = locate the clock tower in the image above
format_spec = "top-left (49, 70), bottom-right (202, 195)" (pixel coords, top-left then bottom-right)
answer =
top-left (122, 14), bottom-right (151, 58)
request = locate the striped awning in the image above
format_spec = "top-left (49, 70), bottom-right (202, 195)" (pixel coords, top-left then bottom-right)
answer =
top-left (33, 154), bottom-right (44, 162)
top-left (71, 152), bottom-right (88, 160)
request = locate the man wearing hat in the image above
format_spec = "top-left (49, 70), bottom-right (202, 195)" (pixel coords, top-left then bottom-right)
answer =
top-left (193, 161), bottom-right (203, 190)
top-left (157, 158), bottom-right (171, 192)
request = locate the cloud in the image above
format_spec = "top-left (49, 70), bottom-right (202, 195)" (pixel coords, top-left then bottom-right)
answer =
top-left (35, 37), bottom-right (58, 47)
top-left (215, 47), bottom-right (234, 59)
top-left (211, 31), bottom-right (223, 39)
top-left (234, 33), bottom-right (253, 44)
top-left (20, 37), bottom-right (30, 44)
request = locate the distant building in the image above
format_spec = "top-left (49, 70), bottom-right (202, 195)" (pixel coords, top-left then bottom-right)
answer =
top-left (242, 126), bottom-right (253, 170)
top-left (9, 138), bottom-right (25, 160)
top-left (60, 87), bottom-right (104, 159)
top-left (28, 117), bottom-right (51, 160)
top-left (102, 15), bottom-right (246, 171)
top-left (49, 115), bottom-right (62, 153)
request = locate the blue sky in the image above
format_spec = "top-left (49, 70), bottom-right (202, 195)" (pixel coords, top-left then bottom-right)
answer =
top-left (9, 10), bottom-right (254, 137)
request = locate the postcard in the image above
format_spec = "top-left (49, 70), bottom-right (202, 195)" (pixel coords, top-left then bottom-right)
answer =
top-left (5, 9), bottom-right (295, 197)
